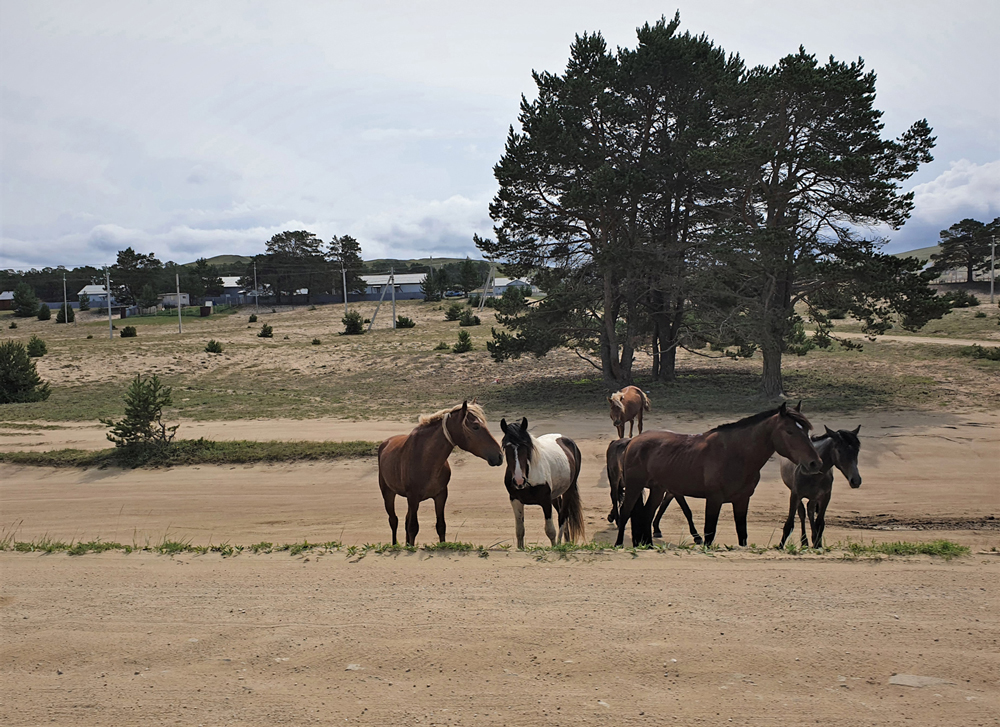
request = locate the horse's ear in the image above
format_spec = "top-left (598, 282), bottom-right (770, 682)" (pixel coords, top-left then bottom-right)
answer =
top-left (500, 418), bottom-right (508, 434)
top-left (461, 400), bottom-right (468, 415)
top-left (471, 397), bottom-right (477, 405)
top-left (607, 397), bottom-right (612, 404)
top-left (794, 400), bottom-right (802, 412)
top-left (520, 416), bottom-right (528, 432)
top-left (824, 425), bottom-right (836, 437)
top-left (852, 425), bottom-right (861, 435)
top-left (778, 402), bottom-right (788, 415)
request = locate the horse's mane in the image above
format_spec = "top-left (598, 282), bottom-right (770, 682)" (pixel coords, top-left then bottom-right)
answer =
top-left (711, 406), bottom-right (812, 433)
top-left (418, 402), bottom-right (487, 427)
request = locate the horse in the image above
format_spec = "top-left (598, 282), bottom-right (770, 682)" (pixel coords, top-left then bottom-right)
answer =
top-left (608, 386), bottom-right (650, 438)
top-left (500, 417), bottom-right (585, 549)
top-left (617, 402), bottom-right (822, 547)
top-left (606, 437), bottom-right (703, 545)
top-left (778, 426), bottom-right (862, 549)
top-left (378, 400), bottom-right (503, 546)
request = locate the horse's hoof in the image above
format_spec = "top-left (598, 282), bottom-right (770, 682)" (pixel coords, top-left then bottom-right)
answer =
top-left (694, 537), bottom-right (703, 545)
top-left (652, 530), bottom-right (662, 539)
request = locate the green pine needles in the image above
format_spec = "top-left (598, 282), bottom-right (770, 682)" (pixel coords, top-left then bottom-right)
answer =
top-left (0, 339), bottom-right (52, 403)
top-left (101, 374), bottom-right (179, 451)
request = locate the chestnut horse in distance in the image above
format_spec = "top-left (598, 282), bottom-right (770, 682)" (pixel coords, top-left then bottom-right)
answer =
top-left (378, 401), bottom-right (503, 546)
top-left (617, 403), bottom-right (822, 547)
top-left (608, 386), bottom-right (650, 438)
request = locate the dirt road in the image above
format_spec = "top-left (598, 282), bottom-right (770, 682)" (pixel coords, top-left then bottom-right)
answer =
top-left (2, 410), bottom-right (998, 726)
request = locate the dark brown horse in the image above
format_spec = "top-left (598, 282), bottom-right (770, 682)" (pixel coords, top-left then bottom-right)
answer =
top-left (500, 417), bottom-right (585, 549)
top-left (378, 401), bottom-right (503, 546)
top-left (608, 386), bottom-right (650, 438)
top-left (779, 426), bottom-right (862, 549)
top-left (617, 403), bottom-right (822, 547)
top-left (606, 437), bottom-right (702, 545)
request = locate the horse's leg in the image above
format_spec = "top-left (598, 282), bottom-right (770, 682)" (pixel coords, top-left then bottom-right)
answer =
top-left (607, 476), bottom-right (621, 524)
top-left (637, 407), bottom-right (643, 435)
top-left (542, 498), bottom-right (557, 546)
top-left (511, 499), bottom-right (526, 550)
top-left (732, 496), bottom-right (751, 547)
top-left (616, 480), bottom-right (645, 547)
top-left (616, 423), bottom-right (625, 439)
top-left (433, 488), bottom-right (448, 543)
top-left (812, 492), bottom-right (830, 549)
top-left (628, 419), bottom-right (634, 438)
top-left (806, 500), bottom-right (818, 547)
top-left (404, 496), bottom-right (421, 547)
top-left (702, 498), bottom-right (723, 546)
top-left (652, 493), bottom-right (671, 538)
top-left (797, 501), bottom-right (808, 547)
top-left (779, 492), bottom-right (798, 549)
top-left (379, 477), bottom-right (399, 545)
top-left (675, 496), bottom-right (702, 545)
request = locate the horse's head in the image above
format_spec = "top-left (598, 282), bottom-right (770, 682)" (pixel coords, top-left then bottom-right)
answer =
top-left (500, 416), bottom-right (533, 488)
top-left (772, 402), bottom-right (822, 475)
top-left (448, 400), bottom-right (503, 466)
top-left (825, 425), bottom-right (862, 488)
top-left (607, 395), bottom-right (625, 427)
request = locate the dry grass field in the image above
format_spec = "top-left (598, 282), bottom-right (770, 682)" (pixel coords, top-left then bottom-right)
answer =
top-left (2, 299), bottom-right (999, 726)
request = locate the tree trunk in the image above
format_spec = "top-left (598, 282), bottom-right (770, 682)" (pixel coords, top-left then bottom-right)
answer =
top-left (651, 322), bottom-right (660, 379)
top-left (761, 339), bottom-right (785, 399)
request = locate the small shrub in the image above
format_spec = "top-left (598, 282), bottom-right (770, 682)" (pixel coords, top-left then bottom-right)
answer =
top-left (283, 335), bottom-right (289, 340)
top-left (959, 344), bottom-right (1000, 361)
top-left (974, 311), bottom-right (986, 318)
top-left (86, 334), bottom-right (93, 339)
top-left (56, 305), bottom-right (75, 323)
top-left (79, 293), bottom-right (90, 311)
top-left (309, 305), bottom-right (317, 311)
top-left (342, 310), bottom-right (364, 335)
top-left (12, 282), bottom-right (38, 318)
top-left (434, 342), bottom-right (450, 351)
top-left (311, 338), bottom-right (321, 345)
top-left (258, 324), bottom-right (273, 338)
top-left (120, 326), bottom-right (137, 338)
top-left (100, 374), bottom-right (178, 451)
top-left (0, 340), bottom-right (51, 403)
top-left (458, 309), bottom-right (481, 327)
top-left (249, 314), bottom-right (258, 323)
top-left (37, 303), bottom-right (51, 321)
top-left (205, 339), bottom-right (223, 354)
top-left (827, 308), bottom-right (846, 319)
top-left (396, 315), bottom-right (416, 329)
top-left (363, 317), bottom-right (371, 324)
top-left (8, 322), bottom-right (15, 329)
top-left (947, 290), bottom-right (980, 308)
top-left (26, 335), bottom-right (47, 357)
top-left (453, 330), bottom-right (473, 353)
top-left (444, 302), bottom-right (464, 321)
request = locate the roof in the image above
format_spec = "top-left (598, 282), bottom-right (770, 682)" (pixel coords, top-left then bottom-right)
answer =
top-left (493, 278), bottom-right (529, 287)
top-left (362, 273), bottom-right (427, 286)
top-left (221, 276), bottom-right (242, 288)
top-left (77, 285), bottom-right (108, 296)
top-left (0, 291), bottom-right (14, 301)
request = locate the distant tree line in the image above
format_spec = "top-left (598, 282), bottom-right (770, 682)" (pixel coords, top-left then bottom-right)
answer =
top-left (476, 13), bottom-right (951, 397)
top-left (927, 217), bottom-right (1000, 283)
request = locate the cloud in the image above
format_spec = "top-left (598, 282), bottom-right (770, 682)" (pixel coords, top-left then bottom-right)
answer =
top-left (910, 159), bottom-right (1000, 223)
top-left (354, 195), bottom-right (494, 260)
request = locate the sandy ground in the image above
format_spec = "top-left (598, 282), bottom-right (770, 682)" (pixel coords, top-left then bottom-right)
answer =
top-left (2, 411), bottom-right (999, 725)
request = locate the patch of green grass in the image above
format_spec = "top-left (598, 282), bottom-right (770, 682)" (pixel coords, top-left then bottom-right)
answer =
top-left (0, 438), bottom-right (380, 469)
top-left (67, 539), bottom-right (125, 556)
top-left (840, 539), bottom-right (969, 560)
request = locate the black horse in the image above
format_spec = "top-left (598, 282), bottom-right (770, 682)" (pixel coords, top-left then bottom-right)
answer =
top-left (778, 426), bottom-right (862, 548)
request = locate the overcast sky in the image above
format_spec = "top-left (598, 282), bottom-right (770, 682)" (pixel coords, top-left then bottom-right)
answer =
top-left (1, 0), bottom-right (998, 270)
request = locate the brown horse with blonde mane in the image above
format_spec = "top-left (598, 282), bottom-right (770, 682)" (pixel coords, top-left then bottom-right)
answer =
top-left (616, 402), bottom-right (822, 547)
top-left (608, 386), bottom-right (650, 438)
top-left (378, 401), bottom-right (503, 546)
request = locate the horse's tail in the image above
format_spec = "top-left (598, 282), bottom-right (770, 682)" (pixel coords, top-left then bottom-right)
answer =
top-left (640, 389), bottom-right (651, 412)
top-left (562, 439), bottom-right (585, 544)
top-left (562, 479), bottom-right (585, 544)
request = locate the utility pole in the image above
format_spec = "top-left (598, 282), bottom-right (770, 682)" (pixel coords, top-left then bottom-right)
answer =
top-left (341, 260), bottom-right (348, 317)
top-left (253, 260), bottom-right (259, 316)
top-left (106, 268), bottom-right (113, 340)
top-left (991, 235), bottom-right (996, 305)
top-left (62, 274), bottom-right (69, 325)
top-left (390, 267), bottom-right (396, 329)
top-left (176, 273), bottom-right (182, 333)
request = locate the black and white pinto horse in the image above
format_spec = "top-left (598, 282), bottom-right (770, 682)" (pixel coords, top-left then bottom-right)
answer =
top-left (778, 426), bottom-right (862, 548)
top-left (500, 417), bottom-right (585, 549)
